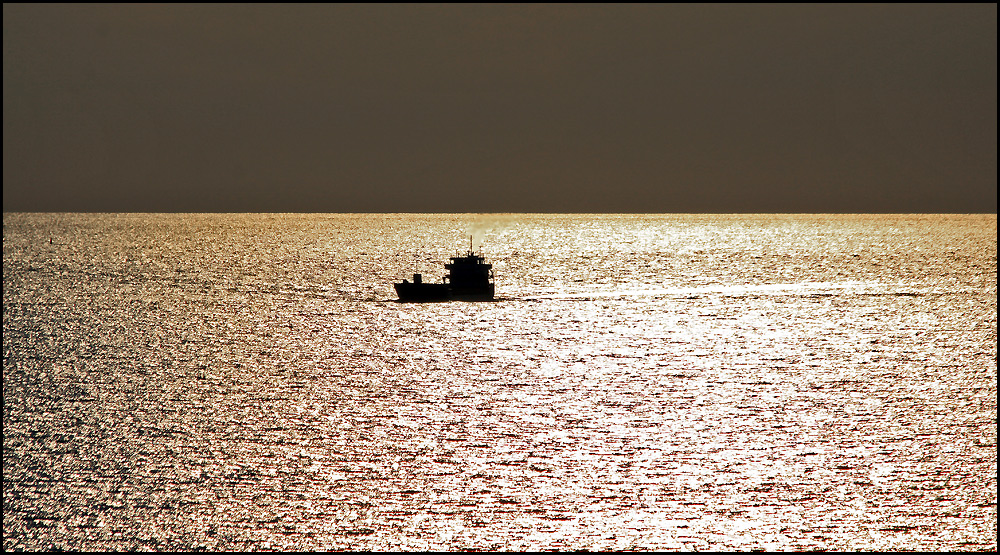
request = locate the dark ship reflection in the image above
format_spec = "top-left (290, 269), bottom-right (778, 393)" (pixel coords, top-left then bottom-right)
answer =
top-left (395, 239), bottom-right (495, 302)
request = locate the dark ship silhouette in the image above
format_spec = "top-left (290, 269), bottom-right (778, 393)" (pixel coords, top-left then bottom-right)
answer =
top-left (395, 238), bottom-right (495, 302)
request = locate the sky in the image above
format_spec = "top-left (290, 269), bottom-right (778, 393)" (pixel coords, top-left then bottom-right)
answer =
top-left (3, 4), bottom-right (996, 213)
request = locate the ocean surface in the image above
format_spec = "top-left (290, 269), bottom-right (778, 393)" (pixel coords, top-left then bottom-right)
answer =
top-left (3, 213), bottom-right (996, 551)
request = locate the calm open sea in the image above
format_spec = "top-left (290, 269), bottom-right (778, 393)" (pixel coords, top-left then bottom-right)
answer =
top-left (3, 213), bottom-right (996, 551)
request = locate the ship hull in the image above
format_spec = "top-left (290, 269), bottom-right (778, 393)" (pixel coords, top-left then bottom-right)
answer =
top-left (393, 282), bottom-right (495, 302)
top-left (394, 281), bottom-right (451, 302)
top-left (449, 283), bottom-right (495, 301)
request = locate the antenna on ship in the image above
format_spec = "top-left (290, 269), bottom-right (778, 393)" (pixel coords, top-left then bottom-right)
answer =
top-left (469, 235), bottom-right (473, 255)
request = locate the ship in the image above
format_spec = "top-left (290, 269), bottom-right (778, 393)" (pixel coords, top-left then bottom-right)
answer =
top-left (394, 239), bottom-right (496, 302)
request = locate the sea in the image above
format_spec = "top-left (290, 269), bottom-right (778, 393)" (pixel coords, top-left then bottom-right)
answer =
top-left (3, 213), bottom-right (996, 551)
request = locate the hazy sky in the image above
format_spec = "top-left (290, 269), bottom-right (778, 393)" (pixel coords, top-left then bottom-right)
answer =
top-left (3, 4), bottom-right (996, 212)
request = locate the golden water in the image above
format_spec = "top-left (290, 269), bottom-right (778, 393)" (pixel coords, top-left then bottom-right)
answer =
top-left (3, 213), bottom-right (996, 550)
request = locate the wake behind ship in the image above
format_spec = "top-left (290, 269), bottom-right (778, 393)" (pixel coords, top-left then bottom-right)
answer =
top-left (395, 242), bottom-right (495, 302)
